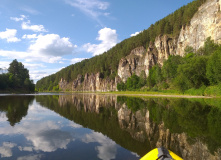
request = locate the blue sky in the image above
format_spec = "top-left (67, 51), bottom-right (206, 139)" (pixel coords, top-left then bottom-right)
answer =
top-left (0, 0), bottom-right (194, 82)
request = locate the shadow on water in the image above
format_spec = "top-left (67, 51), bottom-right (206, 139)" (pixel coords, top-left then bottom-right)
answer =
top-left (35, 94), bottom-right (221, 159)
top-left (0, 96), bottom-right (34, 126)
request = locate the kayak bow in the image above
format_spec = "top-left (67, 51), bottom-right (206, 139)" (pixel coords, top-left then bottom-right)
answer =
top-left (140, 147), bottom-right (183, 160)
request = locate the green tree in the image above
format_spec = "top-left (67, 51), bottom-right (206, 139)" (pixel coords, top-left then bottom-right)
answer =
top-left (206, 48), bottom-right (221, 85)
top-left (174, 56), bottom-right (209, 91)
top-left (162, 55), bottom-right (183, 81)
top-left (8, 59), bottom-right (29, 87)
top-left (126, 74), bottom-right (141, 90)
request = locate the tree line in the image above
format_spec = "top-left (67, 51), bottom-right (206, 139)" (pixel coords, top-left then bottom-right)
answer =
top-left (0, 59), bottom-right (35, 92)
top-left (118, 38), bottom-right (221, 96)
top-left (36, 0), bottom-right (205, 91)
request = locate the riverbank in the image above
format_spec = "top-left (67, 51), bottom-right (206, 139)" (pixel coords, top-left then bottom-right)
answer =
top-left (32, 90), bottom-right (221, 99)
top-left (99, 91), bottom-right (215, 99)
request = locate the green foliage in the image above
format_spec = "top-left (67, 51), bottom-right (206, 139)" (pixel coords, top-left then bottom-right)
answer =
top-left (118, 72), bottom-right (147, 91)
top-left (174, 56), bottom-right (209, 91)
top-left (184, 85), bottom-right (206, 96)
top-left (36, 0), bottom-right (204, 91)
top-left (206, 48), bottom-right (221, 85)
top-left (126, 74), bottom-right (141, 91)
top-left (117, 82), bottom-right (126, 91)
top-left (184, 46), bottom-right (194, 55)
top-left (162, 55), bottom-right (183, 81)
top-left (204, 84), bottom-right (221, 96)
top-left (147, 64), bottom-right (162, 88)
top-left (0, 59), bottom-right (35, 92)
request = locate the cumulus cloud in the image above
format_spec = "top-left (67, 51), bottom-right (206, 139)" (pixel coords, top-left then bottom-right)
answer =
top-left (83, 27), bottom-right (118, 56)
top-left (0, 61), bottom-right (10, 70)
top-left (10, 15), bottom-right (27, 22)
top-left (69, 121), bottom-right (83, 128)
top-left (130, 31), bottom-right (141, 37)
top-left (22, 34), bottom-right (38, 39)
top-left (22, 20), bottom-right (47, 32)
top-left (30, 129), bottom-right (72, 152)
top-left (82, 132), bottom-right (117, 160)
top-left (0, 142), bottom-right (17, 158)
top-left (0, 33), bottom-right (76, 81)
top-left (28, 34), bottom-right (75, 57)
top-left (70, 58), bottom-right (86, 64)
top-left (0, 28), bottom-right (21, 42)
top-left (66, 0), bottom-right (109, 25)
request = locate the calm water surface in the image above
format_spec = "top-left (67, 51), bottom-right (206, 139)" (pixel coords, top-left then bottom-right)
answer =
top-left (0, 93), bottom-right (221, 160)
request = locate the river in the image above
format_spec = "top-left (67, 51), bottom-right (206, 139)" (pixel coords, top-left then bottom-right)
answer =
top-left (0, 93), bottom-right (220, 160)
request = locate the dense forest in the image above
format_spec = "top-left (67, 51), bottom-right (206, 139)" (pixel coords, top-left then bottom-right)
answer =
top-left (117, 38), bottom-right (221, 96)
top-left (0, 59), bottom-right (35, 92)
top-left (36, 0), bottom-right (206, 91)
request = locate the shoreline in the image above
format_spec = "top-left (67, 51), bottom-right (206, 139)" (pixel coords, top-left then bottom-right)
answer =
top-left (58, 91), bottom-right (216, 99)
top-left (2, 91), bottom-right (219, 99)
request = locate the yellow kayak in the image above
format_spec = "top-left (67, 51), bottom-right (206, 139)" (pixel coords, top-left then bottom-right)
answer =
top-left (140, 147), bottom-right (183, 160)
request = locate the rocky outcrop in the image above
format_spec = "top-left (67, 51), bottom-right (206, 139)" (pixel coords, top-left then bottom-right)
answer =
top-left (59, 73), bottom-right (117, 92)
top-left (177, 0), bottom-right (221, 56)
top-left (118, 0), bottom-right (221, 82)
top-left (118, 46), bottom-right (148, 82)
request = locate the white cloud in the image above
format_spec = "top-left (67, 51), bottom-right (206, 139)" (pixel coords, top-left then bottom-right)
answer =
top-left (28, 34), bottom-right (75, 57)
top-left (70, 58), bottom-right (86, 64)
top-left (130, 31), bottom-right (141, 37)
top-left (0, 61), bottom-right (10, 70)
top-left (0, 28), bottom-right (21, 42)
top-left (69, 121), bottom-right (83, 128)
top-left (66, 0), bottom-right (109, 25)
top-left (10, 15), bottom-right (27, 22)
top-left (82, 132), bottom-right (117, 160)
top-left (23, 63), bottom-right (46, 69)
top-left (22, 34), bottom-right (38, 39)
top-left (0, 142), bottom-right (17, 158)
top-left (83, 27), bottom-right (118, 56)
top-left (22, 20), bottom-right (47, 32)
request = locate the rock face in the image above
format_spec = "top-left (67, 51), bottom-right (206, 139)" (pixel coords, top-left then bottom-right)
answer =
top-left (177, 0), bottom-right (221, 56)
top-left (118, 46), bottom-right (148, 82)
top-left (59, 0), bottom-right (221, 91)
top-left (118, 0), bottom-right (221, 82)
top-left (59, 73), bottom-right (117, 92)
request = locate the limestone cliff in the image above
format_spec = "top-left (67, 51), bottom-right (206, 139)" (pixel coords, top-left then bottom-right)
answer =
top-left (177, 0), bottom-right (221, 56)
top-left (59, 72), bottom-right (118, 92)
top-left (59, 0), bottom-right (221, 91)
top-left (118, 0), bottom-right (221, 82)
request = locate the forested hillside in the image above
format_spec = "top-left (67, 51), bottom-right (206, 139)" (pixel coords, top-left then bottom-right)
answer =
top-left (36, 0), bottom-right (206, 91)
top-left (117, 38), bottom-right (221, 96)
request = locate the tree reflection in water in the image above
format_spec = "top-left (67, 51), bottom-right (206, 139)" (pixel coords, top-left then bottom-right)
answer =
top-left (0, 96), bottom-right (34, 126)
top-left (36, 94), bottom-right (221, 159)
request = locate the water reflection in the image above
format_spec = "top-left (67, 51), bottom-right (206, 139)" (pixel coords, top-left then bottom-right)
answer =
top-left (1, 94), bottom-right (221, 159)
top-left (0, 96), bottom-right (34, 126)
top-left (0, 95), bottom-right (139, 160)
top-left (36, 94), bottom-right (221, 159)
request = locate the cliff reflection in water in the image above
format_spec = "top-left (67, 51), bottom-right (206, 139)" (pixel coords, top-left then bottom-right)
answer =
top-left (36, 94), bottom-right (221, 159)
